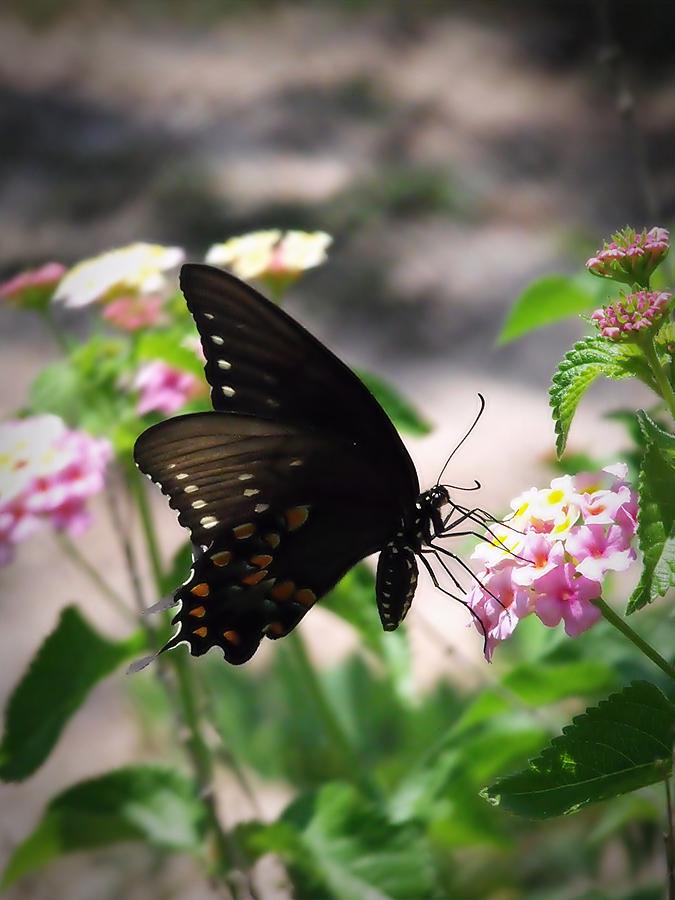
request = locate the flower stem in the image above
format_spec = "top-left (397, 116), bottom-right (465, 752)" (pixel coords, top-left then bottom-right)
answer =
top-left (285, 631), bottom-right (377, 798)
top-left (131, 471), bottom-right (165, 591)
top-left (641, 333), bottom-right (675, 421)
top-left (55, 531), bottom-right (134, 622)
top-left (593, 598), bottom-right (675, 681)
top-left (665, 778), bottom-right (675, 900)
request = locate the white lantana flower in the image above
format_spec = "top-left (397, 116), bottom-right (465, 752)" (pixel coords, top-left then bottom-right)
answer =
top-left (206, 230), bottom-right (332, 281)
top-left (54, 243), bottom-right (184, 308)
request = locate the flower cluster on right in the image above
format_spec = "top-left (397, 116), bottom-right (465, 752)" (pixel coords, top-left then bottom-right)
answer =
top-left (466, 464), bottom-right (637, 660)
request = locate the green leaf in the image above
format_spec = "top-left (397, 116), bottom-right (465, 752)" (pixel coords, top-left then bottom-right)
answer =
top-left (136, 329), bottom-right (205, 379)
top-left (550, 337), bottom-right (653, 457)
top-left (637, 410), bottom-right (675, 464)
top-left (28, 359), bottom-right (82, 424)
top-left (356, 369), bottom-right (431, 436)
top-left (503, 660), bottom-right (617, 705)
top-left (482, 681), bottom-right (675, 818)
top-left (0, 607), bottom-right (144, 782)
top-left (627, 437), bottom-right (675, 614)
top-left (322, 563), bottom-right (412, 701)
top-left (498, 275), bottom-right (600, 345)
top-left (2, 765), bottom-right (204, 888)
top-left (241, 783), bottom-right (436, 900)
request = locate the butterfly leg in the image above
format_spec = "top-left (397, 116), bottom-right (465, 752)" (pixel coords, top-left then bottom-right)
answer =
top-left (417, 552), bottom-right (489, 656)
top-left (428, 543), bottom-right (507, 611)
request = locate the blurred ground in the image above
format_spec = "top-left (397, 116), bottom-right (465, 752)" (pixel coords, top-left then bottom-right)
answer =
top-left (0, 1), bottom-right (673, 897)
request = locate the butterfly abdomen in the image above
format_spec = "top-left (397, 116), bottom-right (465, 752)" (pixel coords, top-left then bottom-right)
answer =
top-left (375, 540), bottom-right (418, 632)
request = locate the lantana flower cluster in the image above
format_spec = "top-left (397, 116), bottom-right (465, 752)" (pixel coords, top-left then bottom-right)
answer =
top-left (586, 226), bottom-right (669, 285)
top-left (206, 229), bottom-right (332, 290)
top-left (132, 360), bottom-right (205, 416)
top-left (591, 290), bottom-right (672, 342)
top-left (0, 416), bottom-right (112, 565)
top-left (465, 464), bottom-right (637, 660)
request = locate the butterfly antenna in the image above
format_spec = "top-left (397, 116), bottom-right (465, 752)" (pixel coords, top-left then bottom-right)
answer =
top-left (436, 393), bottom-right (486, 486)
top-left (441, 479), bottom-right (482, 492)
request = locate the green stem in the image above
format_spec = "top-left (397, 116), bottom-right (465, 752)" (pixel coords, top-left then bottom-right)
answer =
top-left (131, 471), bottom-right (165, 592)
top-left (41, 308), bottom-right (71, 353)
top-left (55, 531), bottom-right (134, 622)
top-left (593, 598), bottom-right (675, 681)
top-left (665, 778), bottom-right (675, 900)
top-left (641, 333), bottom-right (675, 421)
top-left (286, 631), bottom-right (377, 798)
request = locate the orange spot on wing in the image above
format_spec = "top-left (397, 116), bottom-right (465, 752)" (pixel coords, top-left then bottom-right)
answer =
top-left (266, 621), bottom-right (286, 637)
top-left (295, 588), bottom-right (316, 607)
top-left (223, 630), bottom-right (240, 645)
top-left (241, 569), bottom-right (269, 586)
top-left (191, 582), bottom-right (210, 597)
top-left (189, 605), bottom-right (206, 618)
top-left (233, 523), bottom-right (256, 540)
top-left (271, 580), bottom-right (295, 601)
top-left (284, 506), bottom-right (309, 531)
top-left (264, 532), bottom-right (280, 548)
top-left (211, 551), bottom-right (232, 567)
top-left (193, 626), bottom-right (208, 638)
top-left (250, 554), bottom-right (273, 568)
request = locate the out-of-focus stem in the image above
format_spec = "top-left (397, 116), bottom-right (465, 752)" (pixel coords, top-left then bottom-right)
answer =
top-left (55, 531), bottom-right (133, 622)
top-left (593, 598), bottom-right (675, 681)
top-left (641, 334), bottom-right (675, 421)
top-left (665, 778), bottom-right (675, 900)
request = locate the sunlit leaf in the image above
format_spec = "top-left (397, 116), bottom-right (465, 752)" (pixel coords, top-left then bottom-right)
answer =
top-left (2, 766), bottom-right (204, 888)
top-left (482, 681), bottom-right (675, 818)
top-left (498, 275), bottom-right (598, 345)
top-left (0, 607), bottom-right (144, 782)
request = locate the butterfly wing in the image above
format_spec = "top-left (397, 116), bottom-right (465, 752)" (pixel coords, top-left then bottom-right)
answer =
top-left (180, 263), bottom-right (419, 503)
top-left (135, 411), bottom-right (401, 663)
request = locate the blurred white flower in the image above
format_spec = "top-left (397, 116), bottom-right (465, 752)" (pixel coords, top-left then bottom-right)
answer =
top-left (54, 243), bottom-right (184, 308)
top-left (206, 229), bottom-right (332, 282)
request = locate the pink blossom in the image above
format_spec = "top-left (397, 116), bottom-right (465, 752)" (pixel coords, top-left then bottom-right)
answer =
top-left (565, 524), bottom-right (635, 582)
top-left (0, 416), bottom-right (112, 565)
top-left (133, 361), bottom-right (204, 416)
top-left (533, 564), bottom-right (602, 637)
top-left (591, 290), bottom-right (671, 342)
top-left (464, 464), bottom-right (638, 659)
top-left (0, 262), bottom-right (66, 311)
top-left (586, 226), bottom-right (670, 284)
top-left (102, 293), bottom-right (166, 331)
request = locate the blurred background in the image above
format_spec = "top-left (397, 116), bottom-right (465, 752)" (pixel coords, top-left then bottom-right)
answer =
top-left (1, 1), bottom-right (674, 897)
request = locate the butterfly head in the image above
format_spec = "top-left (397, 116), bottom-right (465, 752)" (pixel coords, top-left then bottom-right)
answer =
top-left (426, 484), bottom-right (450, 511)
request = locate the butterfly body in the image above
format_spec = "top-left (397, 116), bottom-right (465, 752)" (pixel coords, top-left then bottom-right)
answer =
top-left (134, 264), bottom-right (453, 664)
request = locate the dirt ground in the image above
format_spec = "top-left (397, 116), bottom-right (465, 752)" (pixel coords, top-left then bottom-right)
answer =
top-left (0, 3), bottom-right (672, 897)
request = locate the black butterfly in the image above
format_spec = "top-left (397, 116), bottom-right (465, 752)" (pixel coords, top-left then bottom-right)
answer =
top-left (134, 264), bottom-right (486, 665)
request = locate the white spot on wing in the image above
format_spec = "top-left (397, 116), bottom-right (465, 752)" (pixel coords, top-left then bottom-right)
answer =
top-left (221, 385), bottom-right (235, 397)
top-left (184, 484), bottom-right (199, 493)
top-left (204, 313), bottom-right (214, 320)
top-left (200, 516), bottom-right (219, 529)
top-left (211, 335), bottom-right (224, 345)
top-left (290, 459), bottom-right (303, 467)
top-left (192, 499), bottom-right (207, 509)
top-left (176, 473), bottom-right (189, 480)
top-left (238, 473), bottom-right (254, 481)
top-left (217, 359), bottom-right (232, 370)
top-left (243, 488), bottom-right (259, 497)
top-left (255, 503), bottom-right (270, 513)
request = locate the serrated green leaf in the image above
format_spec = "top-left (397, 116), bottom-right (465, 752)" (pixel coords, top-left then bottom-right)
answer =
top-left (356, 369), bottom-right (431, 436)
top-left (322, 563), bottom-right (412, 702)
top-left (550, 337), bottom-right (653, 457)
top-left (636, 410), bottom-right (675, 463)
top-left (627, 439), bottom-right (675, 614)
top-left (240, 782), bottom-right (436, 900)
top-left (482, 681), bottom-right (675, 818)
top-left (0, 607), bottom-right (144, 782)
top-left (2, 765), bottom-right (204, 888)
top-left (498, 275), bottom-right (599, 345)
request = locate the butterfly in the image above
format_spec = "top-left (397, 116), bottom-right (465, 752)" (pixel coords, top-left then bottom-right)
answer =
top-left (134, 263), bottom-right (487, 665)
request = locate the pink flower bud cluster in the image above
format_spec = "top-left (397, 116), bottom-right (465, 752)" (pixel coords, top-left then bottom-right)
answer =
top-left (0, 415), bottom-right (112, 565)
top-left (465, 464), bottom-right (637, 661)
top-left (591, 290), bottom-right (671, 341)
top-left (586, 226), bottom-right (669, 285)
top-left (133, 360), bottom-right (205, 416)
top-left (0, 263), bottom-right (66, 310)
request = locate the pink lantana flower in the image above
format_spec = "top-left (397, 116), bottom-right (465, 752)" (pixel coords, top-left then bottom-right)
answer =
top-left (0, 262), bottom-right (66, 311)
top-left (591, 290), bottom-right (671, 342)
top-left (102, 293), bottom-right (166, 332)
top-left (465, 464), bottom-right (637, 659)
top-left (133, 361), bottom-right (204, 416)
top-left (0, 415), bottom-right (112, 565)
top-left (586, 226), bottom-right (669, 284)
top-left (533, 564), bottom-right (602, 637)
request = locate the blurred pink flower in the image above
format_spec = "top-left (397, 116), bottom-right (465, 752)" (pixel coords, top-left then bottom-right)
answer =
top-left (0, 415), bottom-right (112, 565)
top-left (465, 465), bottom-right (638, 659)
top-left (0, 262), bottom-right (66, 310)
top-left (102, 293), bottom-right (166, 331)
top-left (591, 290), bottom-right (671, 342)
top-left (586, 226), bottom-right (670, 285)
top-left (133, 361), bottom-right (204, 416)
